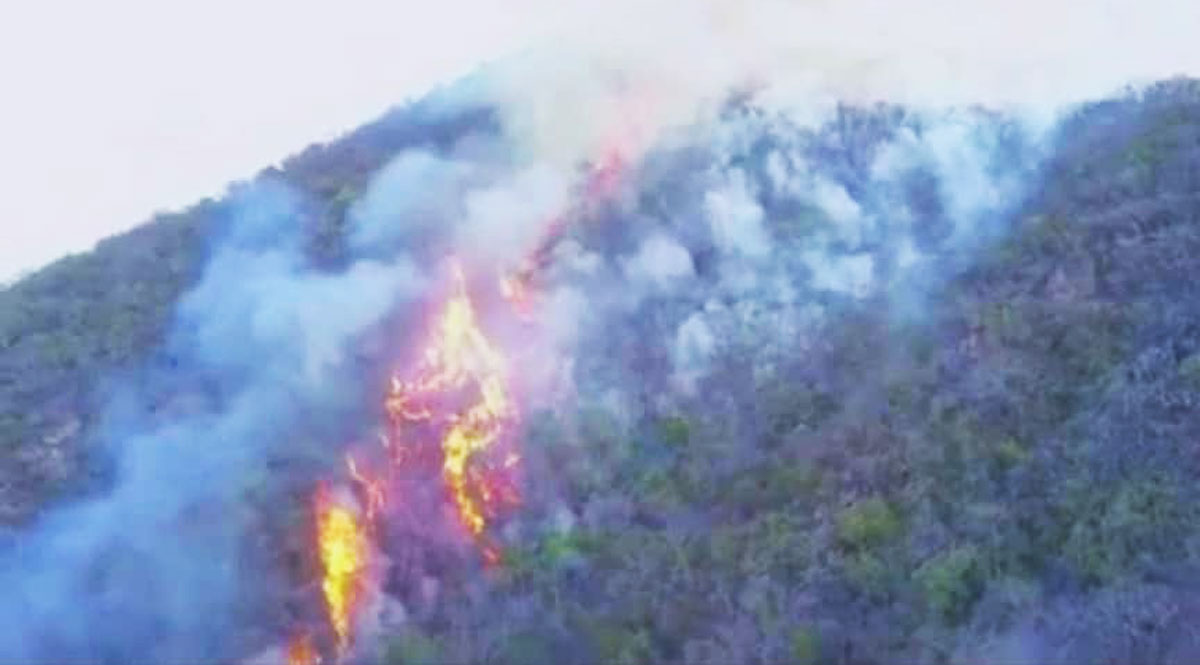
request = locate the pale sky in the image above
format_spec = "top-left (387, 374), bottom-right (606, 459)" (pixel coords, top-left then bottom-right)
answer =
top-left (0, 0), bottom-right (557, 282)
top-left (2, 0), bottom-right (1198, 282)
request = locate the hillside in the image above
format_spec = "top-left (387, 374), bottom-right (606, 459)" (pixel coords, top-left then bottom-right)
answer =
top-left (0, 91), bottom-right (498, 523)
top-left (2, 77), bottom-right (1200, 664)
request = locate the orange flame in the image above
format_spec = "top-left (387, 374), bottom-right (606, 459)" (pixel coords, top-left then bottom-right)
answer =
top-left (284, 130), bottom-right (641, 656)
top-left (497, 144), bottom-right (629, 316)
top-left (285, 632), bottom-right (319, 665)
top-left (314, 485), bottom-right (369, 658)
top-left (386, 259), bottom-right (520, 552)
top-left (346, 455), bottom-right (385, 526)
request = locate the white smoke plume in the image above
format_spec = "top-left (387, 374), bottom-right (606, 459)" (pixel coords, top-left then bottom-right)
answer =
top-left (1, 0), bottom-right (1198, 661)
top-left (0, 182), bottom-right (425, 661)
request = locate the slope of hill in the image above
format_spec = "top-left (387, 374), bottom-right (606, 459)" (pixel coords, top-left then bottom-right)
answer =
top-left (2, 77), bottom-right (1200, 664)
top-left (0, 90), bottom-right (498, 524)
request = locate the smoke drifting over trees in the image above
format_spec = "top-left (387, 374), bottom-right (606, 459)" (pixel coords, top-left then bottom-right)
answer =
top-left (2, 10), bottom-right (1200, 663)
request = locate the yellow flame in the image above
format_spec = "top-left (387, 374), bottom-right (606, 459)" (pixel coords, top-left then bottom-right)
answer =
top-left (315, 487), bottom-right (367, 658)
top-left (386, 259), bottom-right (518, 546)
top-left (288, 142), bottom-right (630, 656)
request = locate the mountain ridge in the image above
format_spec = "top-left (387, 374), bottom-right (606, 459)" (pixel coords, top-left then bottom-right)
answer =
top-left (2, 76), bottom-right (1200, 663)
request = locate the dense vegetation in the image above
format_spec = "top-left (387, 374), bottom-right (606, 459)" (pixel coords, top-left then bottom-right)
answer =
top-left (4, 79), bottom-right (1200, 663)
top-left (407, 79), bottom-right (1200, 664)
top-left (0, 93), bottom-right (497, 525)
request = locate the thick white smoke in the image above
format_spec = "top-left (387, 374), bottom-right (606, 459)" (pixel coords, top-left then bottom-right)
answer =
top-left (2, 1), bottom-right (1197, 660)
top-left (0, 182), bottom-right (425, 662)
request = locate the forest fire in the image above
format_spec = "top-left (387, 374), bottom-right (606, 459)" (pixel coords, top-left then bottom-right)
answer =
top-left (346, 455), bottom-right (384, 527)
top-left (385, 260), bottom-right (521, 548)
top-left (315, 486), bottom-right (370, 659)
top-left (283, 140), bottom-right (632, 662)
top-left (283, 486), bottom-right (371, 665)
top-left (285, 632), bottom-right (318, 665)
top-left (286, 259), bottom-right (525, 662)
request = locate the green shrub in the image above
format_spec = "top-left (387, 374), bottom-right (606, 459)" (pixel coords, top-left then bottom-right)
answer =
top-left (789, 625), bottom-right (821, 665)
top-left (725, 461), bottom-right (821, 512)
top-left (757, 384), bottom-right (840, 445)
top-left (636, 467), bottom-right (686, 513)
top-left (886, 379), bottom-right (927, 416)
top-left (500, 530), bottom-right (601, 587)
top-left (578, 407), bottom-right (627, 452)
top-left (766, 462), bottom-right (822, 500)
top-left (980, 302), bottom-right (1031, 346)
top-left (992, 437), bottom-right (1029, 470)
top-left (916, 545), bottom-right (983, 622)
top-left (707, 510), bottom-right (810, 580)
top-left (845, 551), bottom-right (893, 599)
top-left (0, 413), bottom-right (27, 450)
top-left (743, 511), bottom-right (810, 578)
top-left (1178, 352), bottom-right (1200, 387)
top-left (383, 630), bottom-right (442, 665)
top-left (540, 530), bottom-right (599, 568)
top-left (586, 620), bottom-right (655, 665)
top-left (657, 416), bottom-right (691, 449)
top-left (837, 498), bottom-right (902, 550)
top-left (1064, 478), bottom-right (1188, 584)
top-left (1055, 306), bottom-right (1130, 382)
top-left (496, 630), bottom-right (556, 665)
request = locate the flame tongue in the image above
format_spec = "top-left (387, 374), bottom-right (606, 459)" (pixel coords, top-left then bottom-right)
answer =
top-left (283, 137), bottom-right (632, 659)
top-left (315, 485), bottom-right (369, 659)
top-left (286, 632), bottom-right (318, 665)
top-left (387, 260), bottom-right (520, 547)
